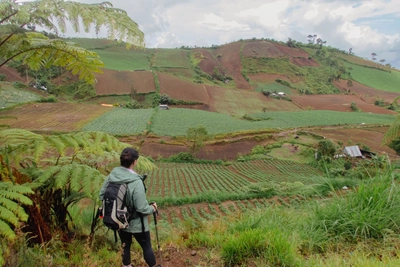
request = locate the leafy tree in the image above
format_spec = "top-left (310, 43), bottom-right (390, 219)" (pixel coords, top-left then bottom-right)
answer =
top-left (160, 93), bottom-right (171, 104)
top-left (316, 139), bottom-right (337, 160)
top-left (0, 0), bottom-right (145, 84)
top-left (187, 126), bottom-right (209, 154)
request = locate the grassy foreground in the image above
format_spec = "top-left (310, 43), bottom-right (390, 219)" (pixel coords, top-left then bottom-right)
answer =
top-left (5, 160), bottom-right (400, 267)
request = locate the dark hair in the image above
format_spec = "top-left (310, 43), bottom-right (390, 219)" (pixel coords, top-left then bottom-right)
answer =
top-left (120, 147), bottom-right (139, 168)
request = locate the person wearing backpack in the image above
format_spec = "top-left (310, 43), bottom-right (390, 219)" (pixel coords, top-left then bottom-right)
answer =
top-left (99, 147), bottom-right (158, 267)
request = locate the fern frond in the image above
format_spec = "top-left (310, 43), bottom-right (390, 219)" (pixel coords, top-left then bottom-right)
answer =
top-left (45, 135), bottom-right (66, 157)
top-left (0, 206), bottom-right (19, 226)
top-left (0, 182), bottom-right (32, 242)
top-left (35, 165), bottom-right (61, 184)
top-left (136, 156), bottom-right (158, 173)
top-left (0, 182), bottom-right (33, 206)
top-left (0, 219), bottom-right (15, 239)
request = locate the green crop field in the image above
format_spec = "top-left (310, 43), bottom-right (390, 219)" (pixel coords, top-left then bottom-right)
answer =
top-left (93, 49), bottom-right (151, 71)
top-left (0, 82), bottom-right (41, 108)
top-left (146, 159), bottom-right (322, 203)
top-left (151, 108), bottom-right (396, 136)
top-left (345, 62), bottom-right (400, 92)
top-left (153, 49), bottom-right (192, 68)
top-left (81, 108), bottom-right (154, 135)
top-left (252, 82), bottom-right (291, 93)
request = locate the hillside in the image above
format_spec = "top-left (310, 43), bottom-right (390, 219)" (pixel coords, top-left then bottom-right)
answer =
top-left (1, 38), bottom-right (400, 160)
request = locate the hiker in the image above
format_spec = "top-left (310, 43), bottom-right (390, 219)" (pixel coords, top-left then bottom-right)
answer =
top-left (99, 147), bottom-right (158, 267)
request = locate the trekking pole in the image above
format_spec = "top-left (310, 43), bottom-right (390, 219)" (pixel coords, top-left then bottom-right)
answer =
top-left (151, 206), bottom-right (162, 267)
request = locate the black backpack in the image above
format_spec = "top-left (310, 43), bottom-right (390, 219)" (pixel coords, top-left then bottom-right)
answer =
top-left (101, 182), bottom-right (134, 231)
top-left (99, 175), bottom-right (147, 241)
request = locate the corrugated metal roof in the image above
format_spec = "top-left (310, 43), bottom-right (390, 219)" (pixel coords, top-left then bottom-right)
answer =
top-left (343, 146), bottom-right (362, 157)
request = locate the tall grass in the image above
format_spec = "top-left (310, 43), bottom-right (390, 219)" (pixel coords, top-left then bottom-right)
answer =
top-left (309, 166), bottom-right (400, 242)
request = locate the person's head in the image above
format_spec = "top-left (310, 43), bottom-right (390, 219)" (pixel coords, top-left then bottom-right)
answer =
top-left (120, 147), bottom-right (139, 168)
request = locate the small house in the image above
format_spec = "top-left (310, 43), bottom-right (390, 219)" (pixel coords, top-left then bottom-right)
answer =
top-left (159, 104), bottom-right (169, 110)
top-left (343, 145), bottom-right (363, 158)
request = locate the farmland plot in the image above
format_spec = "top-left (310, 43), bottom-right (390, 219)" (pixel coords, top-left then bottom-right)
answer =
top-left (151, 108), bottom-right (396, 136)
top-left (81, 108), bottom-right (153, 135)
top-left (145, 159), bottom-right (321, 201)
top-left (344, 62), bottom-right (400, 93)
top-left (0, 83), bottom-right (41, 108)
top-left (153, 49), bottom-right (192, 68)
top-left (0, 103), bottom-right (111, 132)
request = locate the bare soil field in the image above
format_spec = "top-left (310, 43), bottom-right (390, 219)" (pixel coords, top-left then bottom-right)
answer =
top-left (0, 65), bottom-right (25, 82)
top-left (0, 103), bottom-right (112, 132)
top-left (195, 48), bottom-right (224, 76)
top-left (94, 69), bottom-right (156, 95)
top-left (242, 41), bottom-right (285, 58)
top-left (157, 72), bottom-right (209, 104)
top-left (212, 42), bottom-right (252, 90)
top-left (333, 79), bottom-right (400, 104)
top-left (139, 140), bottom-right (258, 161)
top-left (290, 94), bottom-right (397, 114)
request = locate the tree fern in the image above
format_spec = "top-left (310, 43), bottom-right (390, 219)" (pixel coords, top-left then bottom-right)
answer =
top-left (0, 0), bottom-right (145, 84)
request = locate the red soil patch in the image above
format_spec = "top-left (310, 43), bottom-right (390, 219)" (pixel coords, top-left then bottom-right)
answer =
top-left (291, 94), bottom-right (397, 114)
top-left (0, 65), bottom-right (25, 82)
top-left (157, 72), bottom-right (209, 104)
top-left (333, 79), bottom-right (400, 104)
top-left (195, 48), bottom-right (224, 76)
top-left (94, 69), bottom-right (156, 95)
top-left (0, 102), bottom-right (112, 132)
top-left (242, 41), bottom-right (285, 58)
top-left (212, 42), bottom-right (252, 90)
top-left (273, 42), bottom-right (310, 58)
top-left (139, 140), bottom-right (258, 161)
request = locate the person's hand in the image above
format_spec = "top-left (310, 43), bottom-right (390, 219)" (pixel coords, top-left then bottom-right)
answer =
top-left (150, 202), bottom-right (157, 212)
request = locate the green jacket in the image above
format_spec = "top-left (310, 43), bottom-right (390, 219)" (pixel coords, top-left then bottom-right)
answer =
top-left (99, 166), bottom-right (154, 233)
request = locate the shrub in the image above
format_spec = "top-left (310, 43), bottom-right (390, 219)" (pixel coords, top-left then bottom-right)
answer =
top-left (0, 74), bottom-right (6, 81)
top-left (38, 96), bottom-right (57, 103)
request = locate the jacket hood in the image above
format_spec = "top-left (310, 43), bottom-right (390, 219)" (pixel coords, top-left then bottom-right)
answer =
top-left (107, 166), bottom-right (141, 183)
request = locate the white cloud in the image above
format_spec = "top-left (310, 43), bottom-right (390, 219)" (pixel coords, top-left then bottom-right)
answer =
top-left (199, 13), bottom-right (249, 31)
top-left (59, 0), bottom-right (400, 69)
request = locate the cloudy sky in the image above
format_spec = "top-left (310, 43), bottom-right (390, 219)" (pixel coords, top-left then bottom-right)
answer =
top-left (77, 0), bottom-right (400, 69)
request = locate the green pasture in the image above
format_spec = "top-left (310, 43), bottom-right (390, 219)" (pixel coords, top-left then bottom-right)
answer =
top-left (81, 107), bottom-right (153, 135)
top-left (345, 62), bottom-right (400, 92)
top-left (153, 49), bottom-right (192, 68)
top-left (0, 82), bottom-right (41, 108)
top-left (151, 108), bottom-right (396, 136)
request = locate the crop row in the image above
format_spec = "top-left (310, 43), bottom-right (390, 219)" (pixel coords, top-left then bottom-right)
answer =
top-left (157, 197), bottom-right (304, 226)
top-left (145, 159), bottom-right (322, 200)
top-left (82, 108), bottom-right (154, 135)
